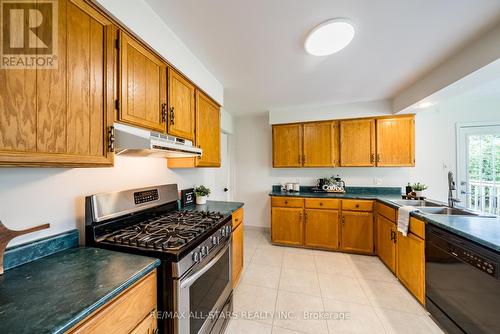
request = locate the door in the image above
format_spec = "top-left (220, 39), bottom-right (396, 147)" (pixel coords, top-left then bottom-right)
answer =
top-left (195, 90), bottom-right (220, 167)
top-left (377, 214), bottom-right (396, 272)
top-left (376, 116), bottom-right (415, 166)
top-left (304, 209), bottom-right (339, 249)
top-left (340, 211), bottom-right (374, 254)
top-left (271, 207), bottom-right (303, 245)
top-left (457, 123), bottom-right (500, 215)
top-left (396, 232), bottom-right (425, 304)
top-left (340, 119), bottom-right (376, 167)
top-left (119, 31), bottom-right (167, 132)
top-left (168, 68), bottom-right (195, 141)
top-left (0, 0), bottom-right (115, 166)
top-left (272, 124), bottom-right (303, 167)
top-left (232, 223), bottom-right (244, 288)
top-left (303, 121), bottom-right (337, 167)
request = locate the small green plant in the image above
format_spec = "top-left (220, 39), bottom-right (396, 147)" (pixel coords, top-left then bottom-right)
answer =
top-left (411, 182), bottom-right (428, 191)
top-left (194, 185), bottom-right (211, 197)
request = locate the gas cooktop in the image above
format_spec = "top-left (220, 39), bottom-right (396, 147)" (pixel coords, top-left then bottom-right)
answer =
top-left (101, 210), bottom-right (226, 251)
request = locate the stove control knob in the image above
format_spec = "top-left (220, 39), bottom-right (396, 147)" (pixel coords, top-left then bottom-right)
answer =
top-left (192, 252), bottom-right (200, 262)
top-left (225, 226), bottom-right (231, 235)
top-left (201, 246), bottom-right (209, 256)
top-left (221, 228), bottom-right (226, 237)
top-left (212, 236), bottom-right (219, 245)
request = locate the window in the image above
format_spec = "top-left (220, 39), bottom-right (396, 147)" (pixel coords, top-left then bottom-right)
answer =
top-left (457, 123), bottom-right (500, 215)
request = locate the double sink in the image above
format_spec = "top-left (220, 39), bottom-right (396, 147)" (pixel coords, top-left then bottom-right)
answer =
top-left (392, 199), bottom-right (496, 217)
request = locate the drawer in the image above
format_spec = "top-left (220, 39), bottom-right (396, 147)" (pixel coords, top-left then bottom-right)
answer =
top-left (342, 200), bottom-right (374, 212)
top-left (271, 196), bottom-right (304, 208)
top-left (232, 207), bottom-right (244, 229)
top-left (69, 271), bottom-right (157, 333)
top-left (377, 202), bottom-right (396, 222)
top-left (409, 217), bottom-right (425, 239)
top-left (305, 198), bottom-right (340, 209)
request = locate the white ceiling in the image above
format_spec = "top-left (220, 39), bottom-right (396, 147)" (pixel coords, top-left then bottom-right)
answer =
top-left (146, 0), bottom-right (500, 115)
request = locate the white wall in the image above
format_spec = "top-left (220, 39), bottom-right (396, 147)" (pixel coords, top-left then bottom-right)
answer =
top-left (95, 0), bottom-right (223, 105)
top-left (233, 94), bottom-right (500, 228)
top-left (0, 157), bottom-right (228, 247)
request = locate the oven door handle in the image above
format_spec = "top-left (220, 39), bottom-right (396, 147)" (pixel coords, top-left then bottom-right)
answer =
top-left (180, 241), bottom-right (230, 289)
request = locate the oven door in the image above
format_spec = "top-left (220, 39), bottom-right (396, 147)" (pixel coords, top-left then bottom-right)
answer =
top-left (174, 240), bottom-right (232, 334)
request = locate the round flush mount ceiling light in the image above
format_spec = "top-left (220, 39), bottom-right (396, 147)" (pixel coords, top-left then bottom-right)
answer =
top-left (305, 19), bottom-right (355, 56)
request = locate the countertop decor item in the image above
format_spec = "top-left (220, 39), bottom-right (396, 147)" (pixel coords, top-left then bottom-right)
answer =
top-left (194, 185), bottom-right (211, 205)
top-left (0, 220), bottom-right (50, 275)
top-left (411, 182), bottom-right (428, 198)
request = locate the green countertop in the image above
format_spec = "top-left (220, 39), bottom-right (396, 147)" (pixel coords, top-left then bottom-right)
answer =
top-left (183, 200), bottom-right (244, 214)
top-left (0, 247), bottom-right (160, 334)
top-left (270, 189), bottom-right (500, 252)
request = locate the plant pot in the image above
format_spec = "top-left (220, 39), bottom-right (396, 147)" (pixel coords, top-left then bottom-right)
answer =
top-left (196, 195), bottom-right (207, 205)
top-left (414, 191), bottom-right (424, 198)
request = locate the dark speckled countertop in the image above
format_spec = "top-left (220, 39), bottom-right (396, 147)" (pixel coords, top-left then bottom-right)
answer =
top-left (270, 186), bottom-right (500, 253)
top-left (184, 200), bottom-right (244, 214)
top-left (0, 247), bottom-right (160, 334)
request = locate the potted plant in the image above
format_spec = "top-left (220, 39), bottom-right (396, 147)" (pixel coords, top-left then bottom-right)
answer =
top-left (411, 182), bottom-right (428, 198)
top-left (194, 185), bottom-right (211, 204)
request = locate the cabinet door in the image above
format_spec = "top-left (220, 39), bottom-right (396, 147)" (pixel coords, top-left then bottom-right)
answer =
top-left (232, 223), bottom-right (244, 288)
top-left (195, 90), bottom-right (220, 167)
top-left (272, 124), bottom-right (303, 167)
top-left (340, 211), bottom-right (374, 254)
top-left (376, 116), bottom-right (415, 166)
top-left (396, 232), bottom-right (425, 304)
top-left (339, 119), bottom-right (376, 167)
top-left (130, 314), bottom-right (157, 334)
top-left (0, 0), bottom-right (115, 167)
top-left (304, 209), bottom-right (339, 250)
top-left (377, 214), bottom-right (396, 273)
top-left (168, 68), bottom-right (195, 141)
top-left (119, 31), bottom-right (167, 132)
top-left (303, 121), bottom-right (335, 167)
top-left (271, 207), bottom-right (303, 245)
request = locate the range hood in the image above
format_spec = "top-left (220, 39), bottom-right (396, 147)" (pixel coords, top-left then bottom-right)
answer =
top-left (113, 123), bottom-right (202, 158)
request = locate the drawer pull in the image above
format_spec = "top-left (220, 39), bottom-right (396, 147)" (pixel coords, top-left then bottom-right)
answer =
top-left (285, 201), bottom-right (288, 205)
top-left (319, 202), bottom-right (323, 206)
top-left (355, 204), bottom-right (359, 208)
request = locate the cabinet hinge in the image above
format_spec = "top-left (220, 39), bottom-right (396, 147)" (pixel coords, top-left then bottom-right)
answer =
top-left (108, 126), bottom-right (115, 152)
top-left (115, 99), bottom-right (119, 110)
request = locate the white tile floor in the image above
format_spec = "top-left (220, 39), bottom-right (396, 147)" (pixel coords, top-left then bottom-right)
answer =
top-left (225, 228), bottom-right (444, 334)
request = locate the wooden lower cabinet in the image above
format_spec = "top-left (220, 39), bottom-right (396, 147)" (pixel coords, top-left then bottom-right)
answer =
top-left (68, 270), bottom-right (157, 334)
top-left (304, 209), bottom-right (339, 250)
top-left (340, 211), bottom-right (374, 254)
top-left (396, 231), bottom-right (425, 305)
top-left (377, 214), bottom-right (396, 273)
top-left (271, 207), bottom-right (303, 245)
top-left (232, 208), bottom-right (244, 288)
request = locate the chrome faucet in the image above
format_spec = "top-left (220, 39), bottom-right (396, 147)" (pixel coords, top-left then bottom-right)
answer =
top-left (448, 171), bottom-right (461, 208)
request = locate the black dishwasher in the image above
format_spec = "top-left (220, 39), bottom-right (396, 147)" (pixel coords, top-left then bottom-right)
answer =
top-left (426, 225), bottom-right (500, 334)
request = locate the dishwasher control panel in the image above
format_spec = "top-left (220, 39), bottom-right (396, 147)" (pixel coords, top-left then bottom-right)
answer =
top-left (449, 244), bottom-right (496, 277)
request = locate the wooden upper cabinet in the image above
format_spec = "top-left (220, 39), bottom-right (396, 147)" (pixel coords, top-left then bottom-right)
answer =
top-left (0, 0), bottom-right (115, 167)
top-left (376, 116), bottom-right (415, 167)
top-left (119, 31), bottom-right (167, 133)
top-left (196, 90), bottom-right (220, 167)
top-left (272, 124), bottom-right (303, 167)
top-left (340, 119), bottom-right (376, 167)
top-left (303, 121), bottom-right (339, 167)
top-left (168, 69), bottom-right (195, 141)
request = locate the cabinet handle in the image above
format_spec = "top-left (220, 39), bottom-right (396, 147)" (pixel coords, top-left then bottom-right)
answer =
top-left (299, 212), bottom-right (302, 221)
top-left (170, 107), bottom-right (175, 125)
top-left (303, 155), bottom-right (306, 164)
top-left (342, 216), bottom-right (345, 224)
top-left (285, 201), bottom-right (288, 205)
top-left (355, 204), bottom-right (359, 208)
top-left (298, 155), bottom-right (301, 164)
top-left (370, 153), bottom-right (375, 164)
top-left (161, 103), bottom-right (167, 122)
top-left (319, 202), bottom-right (323, 206)
top-left (390, 230), bottom-right (394, 241)
top-left (393, 231), bottom-right (397, 244)
top-left (377, 153), bottom-right (381, 163)
top-left (107, 126), bottom-right (115, 152)
top-left (304, 213), bottom-right (308, 222)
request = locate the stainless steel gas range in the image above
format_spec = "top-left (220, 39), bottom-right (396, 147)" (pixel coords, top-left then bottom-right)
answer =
top-left (85, 184), bottom-right (233, 334)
